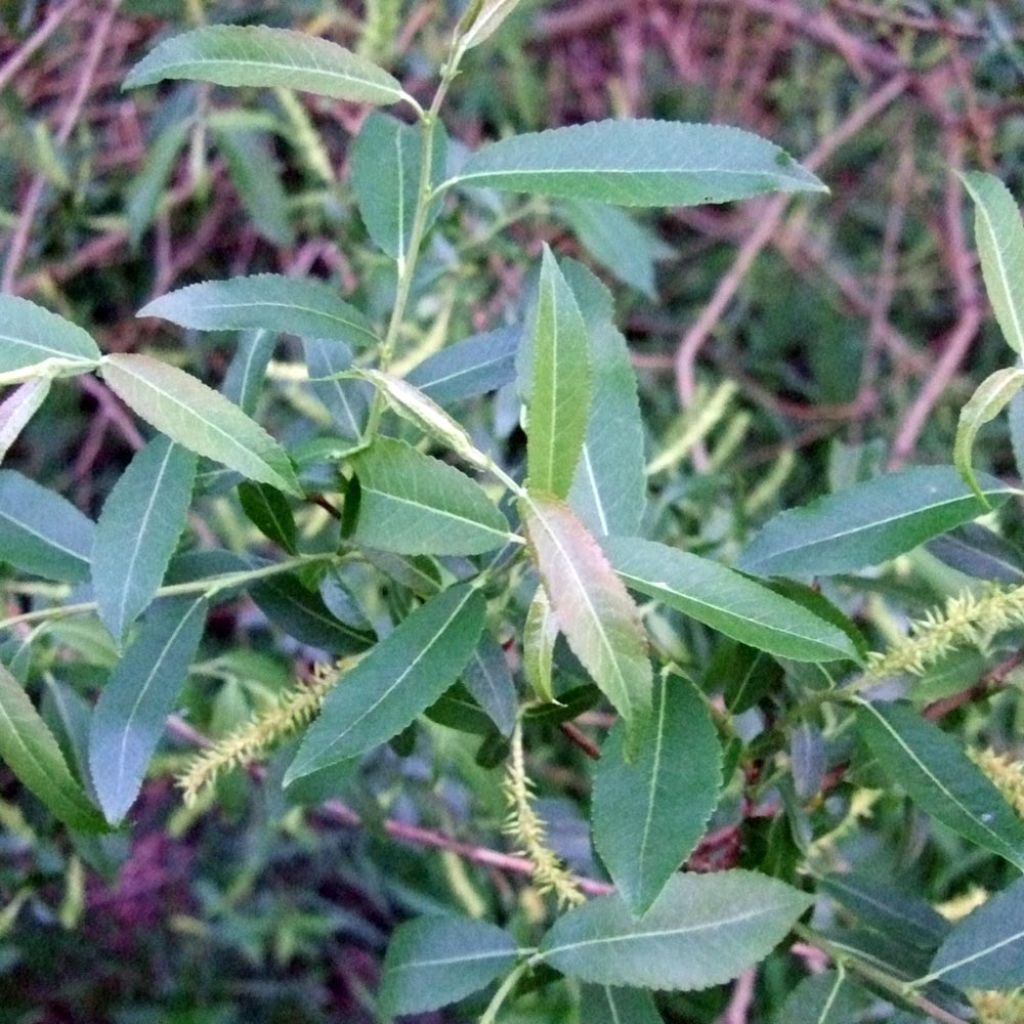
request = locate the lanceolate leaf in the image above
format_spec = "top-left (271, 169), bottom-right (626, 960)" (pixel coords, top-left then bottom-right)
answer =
top-left (856, 700), bottom-right (1024, 871)
top-left (406, 324), bottom-right (520, 405)
top-left (579, 986), bottom-right (663, 1024)
top-left (88, 596), bottom-right (208, 824)
top-left (285, 583), bottom-right (486, 782)
top-left (738, 466), bottom-right (1016, 578)
top-left (238, 481), bottom-right (297, 553)
top-left (0, 662), bottom-right (106, 832)
top-left (592, 674), bottom-right (722, 916)
top-left (774, 970), bottom-right (864, 1024)
top-left (523, 584), bottom-right (558, 703)
top-left (140, 275), bottom-right (378, 350)
top-left (0, 294), bottom-right (101, 383)
top-left (215, 128), bottom-right (294, 246)
top-left (101, 353), bottom-right (303, 497)
top-left (126, 116), bottom-right (190, 247)
top-left (379, 915), bottom-right (518, 1017)
top-left (451, 120), bottom-right (826, 206)
top-left (521, 496), bottom-right (652, 728)
top-left (563, 260), bottom-right (646, 536)
top-left (124, 25), bottom-right (407, 106)
top-left (0, 377), bottom-right (51, 464)
top-left (525, 247), bottom-right (592, 498)
top-left (954, 367), bottom-right (1024, 499)
top-left (927, 876), bottom-right (1024, 990)
top-left (92, 436), bottom-right (197, 643)
top-left (462, 632), bottom-right (517, 737)
top-left (351, 111), bottom-right (447, 262)
top-left (0, 470), bottom-right (94, 583)
top-left (350, 437), bottom-right (512, 556)
top-left (961, 171), bottom-right (1024, 354)
top-left (222, 329), bottom-right (277, 415)
top-left (605, 536), bottom-right (859, 663)
top-left (303, 338), bottom-right (369, 440)
top-left (250, 573), bottom-right (374, 653)
top-left (538, 870), bottom-right (812, 990)
top-left (926, 524), bottom-right (1024, 585)
top-left (458, 0), bottom-right (523, 49)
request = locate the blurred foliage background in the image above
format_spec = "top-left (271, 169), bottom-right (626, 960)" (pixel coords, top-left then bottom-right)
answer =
top-left (2, 1), bottom-right (1024, 1021)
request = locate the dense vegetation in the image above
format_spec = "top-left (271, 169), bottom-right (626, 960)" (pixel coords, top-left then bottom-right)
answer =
top-left (4, 2), bottom-right (1024, 1022)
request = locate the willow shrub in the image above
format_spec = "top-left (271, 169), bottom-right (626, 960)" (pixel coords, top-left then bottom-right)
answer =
top-left (3, 5), bottom-right (1024, 1022)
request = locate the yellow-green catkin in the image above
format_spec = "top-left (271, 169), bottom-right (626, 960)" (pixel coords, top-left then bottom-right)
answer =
top-left (502, 722), bottom-right (584, 909)
top-left (970, 989), bottom-right (1024, 1024)
top-left (359, 0), bottom-right (401, 63)
top-left (864, 584), bottom-right (1024, 681)
top-left (971, 748), bottom-right (1024, 817)
top-left (176, 662), bottom-right (343, 805)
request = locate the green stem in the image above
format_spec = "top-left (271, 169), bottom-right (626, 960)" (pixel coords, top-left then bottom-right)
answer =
top-left (363, 46), bottom-right (466, 443)
top-left (794, 924), bottom-right (969, 1024)
top-left (0, 553), bottom-right (335, 632)
top-left (478, 958), bottom-right (531, 1024)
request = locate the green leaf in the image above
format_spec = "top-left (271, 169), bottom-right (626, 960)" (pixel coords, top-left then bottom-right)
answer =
top-left (101, 353), bottom-right (303, 497)
top-left (856, 700), bottom-right (1024, 871)
top-left (215, 128), bottom-right (294, 246)
top-left (93, 436), bottom-right (197, 643)
top-left (955, 367), bottom-right (1024, 499)
top-left (525, 247), bottom-right (592, 498)
top-left (927, 524), bottom-right (1024, 585)
top-left (88, 596), bottom-right (208, 824)
top-left (521, 495), bottom-right (652, 729)
top-left (562, 260), bottom-right (646, 536)
top-left (0, 662), bottom-right (106, 832)
top-left (238, 481), bottom-right (297, 553)
top-left (462, 632), bottom-right (517, 737)
top-left (350, 111), bottom-right (447, 262)
top-left (560, 201), bottom-right (670, 299)
top-left (302, 338), bottom-right (369, 439)
top-left (605, 536), bottom-right (859, 663)
top-left (538, 870), bottom-right (812, 990)
top-left (711, 643), bottom-right (783, 715)
top-left (0, 470), bottom-right (94, 583)
top-left (139, 275), bottom-right (378, 350)
top-left (0, 377), bottom-right (51, 465)
top-left (349, 436), bottom-right (512, 555)
top-left (592, 674), bottom-right (722, 916)
top-left (379, 915), bottom-right (518, 1016)
top-left (961, 171), bottom-right (1024, 354)
top-left (818, 872), bottom-right (949, 952)
top-left (927, 876), bottom-right (1024, 990)
top-left (126, 116), bottom-right (190, 247)
top-left (580, 986), bottom-right (663, 1024)
top-left (406, 324), bottom-right (520, 405)
top-left (285, 583), bottom-right (486, 781)
top-left (774, 970), bottom-right (863, 1024)
top-left (738, 466), bottom-right (1016, 578)
top-left (0, 294), bottom-right (101, 384)
top-left (124, 25), bottom-right (406, 106)
top-left (458, 0), bottom-right (523, 49)
top-left (523, 584), bottom-right (558, 703)
top-left (452, 120), bottom-right (826, 207)
top-left (250, 573), bottom-right (374, 653)
top-left (222, 329), bottom-right (277, 416)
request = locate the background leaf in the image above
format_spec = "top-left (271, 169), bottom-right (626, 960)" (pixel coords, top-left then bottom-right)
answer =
top-left (222, 329), bottom-right (277, 416)
top-left (773, 970), bottom-right (864, 1024)
top-left (0, 470), bottom-right (94, 583)
top-left (462, 632), bottom-right (517, 737)
top-left (349, 436), bottom-right (511, 555)
top-left (580, 986), bottom-right (663, 1024)
top-left (525, 247), bottom-right (591, 498)
top-left (954, 366), bottom-right (1024, 498)
top-left (521, 496), bottom-right (652, 728)
top-left (238, 481), bottom-right (297, 554)
top-left (124, 25), bottom-right (406, 106)
top-left (453, 119), bottom-right (826, 206)
top-left (961, 171), bottom-right (1024, 354)
top-left (0, 378), bottom-right (51, 465)
top-left (0, 663), bottom-right (106, 832)
top-left (379, 915), bottom-right (518, 1016)
top-left (92, 436), bottom-right (197, 643)
top-left (302, 337), bottom-right (370, 440)
top-left (0, 295), bottom-right (100, 382)
top-left (406, 324), bottom-right (520, 405)
top-left (101, 353), bottom-right (303, 497)
top-left (88, 596), bottom-right (208, 824)
top-left (286, 584), bottom-right (486, 782)
top-left (538, 870), bottom-right (812, 990)
top-left (856, 700), bottom-right (1024, 871)
top-left (591, 674), bottom-right (721, 915)
top-left (215, 128), bottom-right (294, 246)
top-left (738, 466), bottom-right (1016, 578)
top-left (140, 275), bottom-right (378, 350)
